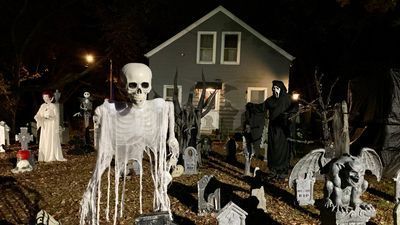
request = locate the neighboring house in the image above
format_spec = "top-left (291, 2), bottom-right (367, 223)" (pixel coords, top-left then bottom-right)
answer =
top-left (145, 5), bottom-right (295, 137)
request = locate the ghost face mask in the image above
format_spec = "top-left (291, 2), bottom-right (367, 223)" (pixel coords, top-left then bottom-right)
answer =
top-left (272, 85), bottom-right (281, 98)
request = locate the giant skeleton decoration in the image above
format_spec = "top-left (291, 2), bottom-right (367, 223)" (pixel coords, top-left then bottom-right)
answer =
top-left (80, 63), bottom-right (179, 225)
top-left (172, 72), bottom-right (216, 159)
top-left (289, 148), bottom-right (382, 224)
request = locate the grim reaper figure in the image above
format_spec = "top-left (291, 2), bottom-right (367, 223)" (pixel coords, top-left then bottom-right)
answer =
top-left (246, 80), bottom-right (294, 179)
top-left (289, 148), bottom-right (382, 215)
top-left (80, 63), bottom-right (179, 225)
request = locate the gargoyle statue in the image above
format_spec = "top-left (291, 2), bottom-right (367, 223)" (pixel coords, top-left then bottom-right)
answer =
top-left (289, 148), bottom-right (383, 212)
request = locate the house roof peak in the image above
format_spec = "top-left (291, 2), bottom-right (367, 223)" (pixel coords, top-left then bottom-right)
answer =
top-left (145, 5), bottom-right (294, 61)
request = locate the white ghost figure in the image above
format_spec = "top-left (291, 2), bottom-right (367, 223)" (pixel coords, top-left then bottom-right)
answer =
top-left (80, 63), bottom-right (179, 225)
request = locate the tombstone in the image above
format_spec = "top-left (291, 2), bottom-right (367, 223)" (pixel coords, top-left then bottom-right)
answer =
top-left (30, 121), bottom-right (38, 144)
top-left (395, 202), bottom-right (400, 225)
top-left (294, 176), bottom-right (316, 206)
top-left (60, 126), bottom-right (69, 145)
top-left (244, 150), bottom-right (252, 176)
top-left (134, 211), bottom-right (177, 225)
top-left (251, 168), bottom-right (267, 212)
top-left (199, 136), bottom-right (212, 163)
top-left (216, 201), bottom-right (247, 225)
top-left (198, 175), bottom-right (221, 215)
top-left (12, 127), bottom-right (34, 173)
top-left (0, 121), bottom-right (10, 152)
top-left (183, 147), bottom-right (198, 175)
top-left (394, 168), bottom-right (400, 203)
top-left (36, 210), bottom-right (60, 225)
top-left (15, 127), bottom-right (34, 150)
top-left (126, 160), bottom-right (141, 176)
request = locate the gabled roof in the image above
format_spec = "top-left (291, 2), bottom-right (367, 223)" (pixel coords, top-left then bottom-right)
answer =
top-left (144, 6), bottom-right (295, 61)
top-left (216, 201), bottom-right (248, 220)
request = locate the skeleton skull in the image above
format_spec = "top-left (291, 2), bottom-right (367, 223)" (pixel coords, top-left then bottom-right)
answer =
top-left (122, 63), bottom-right (152, 107)
top-left (83, 91), bottom-right (90, 98)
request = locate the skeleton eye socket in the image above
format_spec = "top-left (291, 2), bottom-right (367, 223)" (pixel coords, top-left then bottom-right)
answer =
top-left (128, 82), bottom-right (138, 89)
top-left (141, 82), bottom-right (149, 89)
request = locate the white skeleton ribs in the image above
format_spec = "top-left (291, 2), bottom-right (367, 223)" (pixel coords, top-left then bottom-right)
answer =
top-left (80, 63), bottom-right (179, 225)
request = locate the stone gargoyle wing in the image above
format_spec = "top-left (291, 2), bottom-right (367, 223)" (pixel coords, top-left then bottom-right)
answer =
top-left (289, 148), bottom-right (329, 189)
top-left (359, 147), bottom-right (383, 181)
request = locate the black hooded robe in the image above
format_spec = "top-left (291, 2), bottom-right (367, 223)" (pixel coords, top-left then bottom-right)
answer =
top-left (265, 81), bottom-right (292, 174)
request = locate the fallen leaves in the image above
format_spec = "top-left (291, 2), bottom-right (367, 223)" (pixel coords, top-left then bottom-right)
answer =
top-left (0, 143), bottom-right (397, 224)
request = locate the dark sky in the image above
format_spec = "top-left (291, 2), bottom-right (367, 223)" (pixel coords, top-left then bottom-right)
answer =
top-left (0, 0), bottom-right (399, 126)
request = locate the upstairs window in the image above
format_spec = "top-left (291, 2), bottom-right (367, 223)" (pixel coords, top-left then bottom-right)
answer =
top-left (197, 32), bottom-right (216, 64)
top-left (221, 32), bottom-right (241, 65)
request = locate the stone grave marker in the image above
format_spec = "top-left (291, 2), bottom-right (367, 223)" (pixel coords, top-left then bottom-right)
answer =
top-left (394, 169), bottom-right (400, 203)
top-left (216, 201), bottom-right (247, 225)
top-left (183, 146), bottom-right (198, 175)
top-left (12, 127), bottom-right (34, 173)
top-left (198, 175), bottom-right (221, 215)
top-left (244, 150), bottom-right (252, 176)
top-left (0, 121), bottom-right (10, 152)
top-left (15, 127), bottom-right (34, 150)
top-left (36, 210), bottom-right (60, 225)
top-left (395, 202), bottom-right (400, 225)
top-left (134, 211), bottom-right (177, 225)
top-left (295, 176), bottom-right (316, 206)
top-left (251, 168), bottom-right (267, 212)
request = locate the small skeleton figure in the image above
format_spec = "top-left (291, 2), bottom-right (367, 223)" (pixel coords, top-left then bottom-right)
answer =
top-left (289, 148), bottom-right (382, 213)
top-left (81, 92), bottom-right (93, 128)
top-left (74, 92), bottom-right (93, 128)
top-left (73, 92), bottom-right (93, 144)
top-left (80, 63), bottom-right (179, 225)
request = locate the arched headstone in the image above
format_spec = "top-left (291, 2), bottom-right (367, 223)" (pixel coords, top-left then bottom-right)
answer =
top-left (183, 147), bottom-right (198, 175)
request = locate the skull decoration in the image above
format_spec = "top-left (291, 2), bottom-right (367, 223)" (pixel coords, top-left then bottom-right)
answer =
top-left (83, 91), bottom-right (90, 99)
top-left (121, 63), bottom-right (152, 107)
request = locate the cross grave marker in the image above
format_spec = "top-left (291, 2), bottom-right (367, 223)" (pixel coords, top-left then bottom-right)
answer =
top-left (15, 127), bottom-right (34, 150)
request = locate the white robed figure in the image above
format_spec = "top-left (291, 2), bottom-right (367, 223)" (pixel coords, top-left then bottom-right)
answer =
top-left (34, 91), bottom-right (66, 162)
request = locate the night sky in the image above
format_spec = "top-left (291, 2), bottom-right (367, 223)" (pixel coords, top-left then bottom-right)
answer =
top-left (0, 0), bottom-right (399, 128)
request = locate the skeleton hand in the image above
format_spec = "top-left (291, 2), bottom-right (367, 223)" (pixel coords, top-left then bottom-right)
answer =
top-left (167, 156), bottom-right (178, 169)
top-left (167, 137), bottom-right (179, 155)
top-left (73, 112), bottom-right (82, 117)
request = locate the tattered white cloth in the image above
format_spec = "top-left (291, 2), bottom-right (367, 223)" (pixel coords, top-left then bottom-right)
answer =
top-left (80, 99), bottom-right (178, 225)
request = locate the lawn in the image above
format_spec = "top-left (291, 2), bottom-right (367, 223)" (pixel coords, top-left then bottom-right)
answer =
top-left (0, 142), bottom-right (396, 224)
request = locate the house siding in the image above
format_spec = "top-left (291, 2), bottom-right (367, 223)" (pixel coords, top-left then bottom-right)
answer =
top-left (148, 11), bottom-right (292, 138)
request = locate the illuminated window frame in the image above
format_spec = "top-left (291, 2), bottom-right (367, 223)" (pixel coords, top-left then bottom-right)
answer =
top-left (197, 31), bottom-right (217, 64)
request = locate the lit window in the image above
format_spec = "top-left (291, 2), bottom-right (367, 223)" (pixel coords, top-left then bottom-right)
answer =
top-left (196, 88), bottom-right (220, 110)
top-left (163, 85), bottom-right (182, 105)
top-left (247, 87), bottom-right (267, 103)
top-left (221, 32), bottom-right (241, 64)
top-left (197, 32), bottom-right (216, 64)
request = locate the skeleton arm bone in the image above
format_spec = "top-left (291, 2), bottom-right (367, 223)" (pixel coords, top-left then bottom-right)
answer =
top-left (167, 102), bottom-right (179, 169)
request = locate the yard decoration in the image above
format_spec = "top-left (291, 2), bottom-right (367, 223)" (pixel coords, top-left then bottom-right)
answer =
top-left (289, 147), bottom-right (383, 225)
top-left (80, 63), bottom-right (179, 225)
